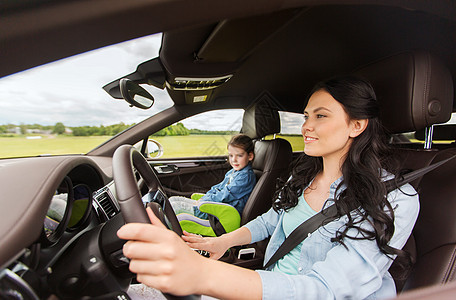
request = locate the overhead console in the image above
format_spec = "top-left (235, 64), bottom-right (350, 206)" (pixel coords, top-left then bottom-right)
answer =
top-left (103, 8), bottom-right (303, 106)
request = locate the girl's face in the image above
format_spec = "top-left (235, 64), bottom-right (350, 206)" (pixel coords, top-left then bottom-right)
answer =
top-left (301, 90), bottom-right (366, 161)
top-left (228, 145), bottom-right (254, 171)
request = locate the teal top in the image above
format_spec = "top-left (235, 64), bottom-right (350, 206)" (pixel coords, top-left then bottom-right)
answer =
top-left (272, 192), bottom-right (317, 275)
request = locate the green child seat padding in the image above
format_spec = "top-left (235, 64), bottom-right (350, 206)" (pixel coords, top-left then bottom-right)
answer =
top-left (179, 219), bottom-right (217, 237)
top-left (191, 193), bottom-right (205, 200)
top-left (179, 193), bottom-right (242, 236)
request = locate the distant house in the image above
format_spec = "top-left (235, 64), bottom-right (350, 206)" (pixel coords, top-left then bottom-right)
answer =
top-left (26, 129), bottom-right (52, 135)
top-left (7, 127), bottom-right (21, 134)
top-left (26, 129), bottom-right (42, 134)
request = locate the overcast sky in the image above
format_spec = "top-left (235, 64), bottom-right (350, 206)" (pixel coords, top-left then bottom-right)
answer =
top-left (0, 33), bottom-right (304, 133)
top-left (1, 32), bottom-right (454, 133)
top-left (0, 33), bottom-right (173, 127)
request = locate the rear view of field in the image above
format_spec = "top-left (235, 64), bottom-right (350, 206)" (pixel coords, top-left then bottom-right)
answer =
top-left (0, 136), bottom-right (109, 158)
top-left (0, 135), bottom-right (304, 159)
top-left (154, 135), bottom-right (304, 157)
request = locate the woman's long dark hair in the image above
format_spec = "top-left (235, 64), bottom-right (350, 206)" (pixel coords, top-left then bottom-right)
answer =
top-left (273, 75), bottom-right (411, 270)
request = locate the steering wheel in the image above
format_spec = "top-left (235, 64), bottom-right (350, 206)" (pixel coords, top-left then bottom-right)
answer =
top-left (113, 145), bottom-right (202, 300)
top-left (112, 145), bottom-right (182, 235)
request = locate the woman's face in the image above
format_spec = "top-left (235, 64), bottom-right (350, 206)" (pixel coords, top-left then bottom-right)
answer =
top-left (301, 90), bottom-right (362, 161)
top-left (228, 145), bottom-right (254, 171)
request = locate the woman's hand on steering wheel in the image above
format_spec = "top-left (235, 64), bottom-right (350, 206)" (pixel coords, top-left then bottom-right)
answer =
top-left (112, 145), bottom-right (182, 235)
top-left (117, 207), bottom-right (208, 296)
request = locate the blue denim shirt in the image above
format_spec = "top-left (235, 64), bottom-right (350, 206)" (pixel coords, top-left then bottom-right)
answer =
top-left (244, 175), bottom-right (419, 300)
top-left (194, 164), bottom-right (256, 218)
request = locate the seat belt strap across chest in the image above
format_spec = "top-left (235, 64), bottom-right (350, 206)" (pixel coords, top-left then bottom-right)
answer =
top-left (263, 153), bottom-right (456, 269)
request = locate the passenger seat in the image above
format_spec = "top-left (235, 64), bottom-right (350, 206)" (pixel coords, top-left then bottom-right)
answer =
top-left (240, 100), bottom-right (292, 226)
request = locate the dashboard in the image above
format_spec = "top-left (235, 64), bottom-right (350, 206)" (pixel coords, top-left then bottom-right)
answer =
top-left (0, 155), bottom-right (133, 299)
top-left (92, 181), bottom-right (121, 221)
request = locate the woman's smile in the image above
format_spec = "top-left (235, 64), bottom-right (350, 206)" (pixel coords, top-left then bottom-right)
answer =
top-left (304, 136), bottom-right (318, 144)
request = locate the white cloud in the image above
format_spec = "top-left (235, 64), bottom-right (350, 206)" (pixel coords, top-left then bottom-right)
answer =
top-left (181, 110), bottom-right (244, 131)
top-left (0, 33), bottom-right (172, 127)
top-left (279, 111), bottom-right (304, 134)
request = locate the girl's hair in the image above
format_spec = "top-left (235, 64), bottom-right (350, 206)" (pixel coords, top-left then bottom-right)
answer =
top-left (228, 134), bottom-right (254, 154)
top-left (273, 75), bottom-right (411, 272)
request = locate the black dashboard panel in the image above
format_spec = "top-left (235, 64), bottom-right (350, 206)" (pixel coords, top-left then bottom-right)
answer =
top-left (0, 154), bottom-right (136, 298)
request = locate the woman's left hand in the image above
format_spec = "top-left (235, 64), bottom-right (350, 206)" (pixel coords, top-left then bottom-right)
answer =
top-left (117, 207), bottom-right (206, 296)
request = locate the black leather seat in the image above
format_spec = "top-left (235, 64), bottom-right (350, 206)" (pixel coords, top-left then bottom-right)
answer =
top-left (356, 50), bottom-right (455, 293)
top-left (240, 102), bottom-right (293, 226)
top-left (182, 102), bottom-right (292, 238)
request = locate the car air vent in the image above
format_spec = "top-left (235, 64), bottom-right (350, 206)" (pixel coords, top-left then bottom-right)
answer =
top-left (93, 186), bottom-right (119, 221)
top-left (166, 75), bottom-right (232, 91)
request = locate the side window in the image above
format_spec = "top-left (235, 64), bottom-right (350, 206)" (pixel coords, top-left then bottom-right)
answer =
top-left (151, 109), bottom-right (244, 158)
top-left (266, 111), bottom-right (304, 152)
top-left (393, 112), bottom-right (456, 147)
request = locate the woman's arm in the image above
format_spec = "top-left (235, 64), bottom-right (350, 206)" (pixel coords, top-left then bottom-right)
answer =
top-left (182, 226), bottom-right (252, 260)
top-left (196, 254), bottom-right (262, 300)
top-left (117, 207), bottom-right (262, 299)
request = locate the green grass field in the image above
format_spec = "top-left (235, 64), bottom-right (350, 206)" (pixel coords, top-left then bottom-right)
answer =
top-left (0, 134), bottom-right (304, 158)
top-left (0, 136), bottom-right (109, 158)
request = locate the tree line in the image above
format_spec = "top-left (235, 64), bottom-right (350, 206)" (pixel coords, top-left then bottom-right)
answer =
top-left (0, 122), bottom-right (237, 137)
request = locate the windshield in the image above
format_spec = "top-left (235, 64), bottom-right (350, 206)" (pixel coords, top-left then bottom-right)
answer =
top-left (0, 33), bottom-right (173, 159)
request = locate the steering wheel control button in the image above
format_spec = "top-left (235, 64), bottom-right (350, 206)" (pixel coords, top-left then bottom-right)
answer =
top-left (110, 250), bottom-right (130, 268)
top-left (60, 276), bottom-right (80, 295)
top-left (82, 255), bottom-right (109, 281)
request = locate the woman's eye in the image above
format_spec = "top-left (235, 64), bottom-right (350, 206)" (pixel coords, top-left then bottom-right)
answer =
top-left (317, 114), bottom-right (326, 118)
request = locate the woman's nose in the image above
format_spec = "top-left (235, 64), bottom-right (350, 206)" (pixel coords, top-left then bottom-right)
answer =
top-left (302, 120), bottom-right (312, 132)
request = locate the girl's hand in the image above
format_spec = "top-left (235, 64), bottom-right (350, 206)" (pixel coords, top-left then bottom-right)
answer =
top-left (117, 207), bottom-right (206, 296)
top-left (182, 231), bottom-right (230, 260)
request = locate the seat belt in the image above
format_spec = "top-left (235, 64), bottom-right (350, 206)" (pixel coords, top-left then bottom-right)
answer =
top-left (263, 153), bottom-right (456, 269)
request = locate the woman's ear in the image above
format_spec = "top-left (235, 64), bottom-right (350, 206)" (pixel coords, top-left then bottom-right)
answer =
top-left (349, 119), bottom-right (368, 138)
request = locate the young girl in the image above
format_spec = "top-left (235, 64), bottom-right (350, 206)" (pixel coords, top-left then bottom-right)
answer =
top-left (168, 134), bottom-right (256, 220)
top-left (118, 76), bottom-right (419, 299)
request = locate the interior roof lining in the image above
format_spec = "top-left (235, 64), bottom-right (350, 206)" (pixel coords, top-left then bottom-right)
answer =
top-left (196, 8), bottom-right (305, 63)
top-left (160, 4), bottom-right (456, 113)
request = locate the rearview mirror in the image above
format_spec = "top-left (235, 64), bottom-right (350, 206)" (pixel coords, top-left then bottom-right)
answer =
top-left (119, 78), bottom-right (154, 109)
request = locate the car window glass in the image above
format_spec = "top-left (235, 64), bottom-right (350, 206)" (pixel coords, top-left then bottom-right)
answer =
top-left (265, 111), bottom-right (304, 152)
top-left (0, 33), bottom-right (172, 159)
top-left (394, 112), bottom-right (456, 147)
top-left (151, 109), bottom-right (244, 158)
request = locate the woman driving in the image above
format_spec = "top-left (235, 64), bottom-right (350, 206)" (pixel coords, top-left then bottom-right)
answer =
top-left (118, 76), bottom-right (419, 299)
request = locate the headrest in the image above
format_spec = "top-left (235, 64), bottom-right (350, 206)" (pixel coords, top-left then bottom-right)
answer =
top-left (241, 102), bottom-right (281, 139)
top-left (415, 124), bottom-right (456, 141)
top-left (355, 51), bottom-right (454, 134)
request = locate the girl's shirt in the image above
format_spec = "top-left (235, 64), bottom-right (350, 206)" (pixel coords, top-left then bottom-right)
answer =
top-left (244, 174), bottom-right (419, 300)
top-left (194, 164), bottom-right (256, 219)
